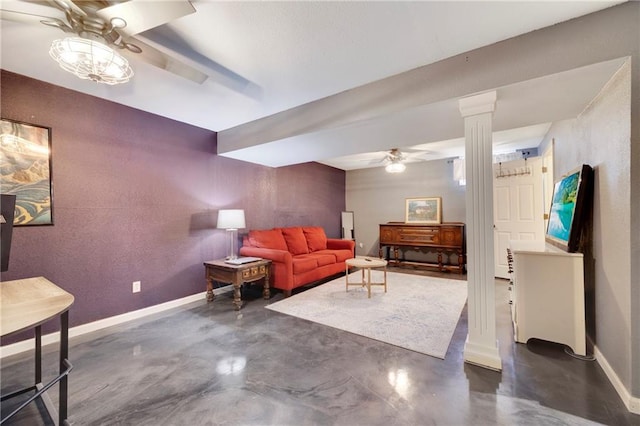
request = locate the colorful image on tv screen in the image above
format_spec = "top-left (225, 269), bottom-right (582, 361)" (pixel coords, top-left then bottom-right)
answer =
top-left (547, 171), bottom-right (580, 242)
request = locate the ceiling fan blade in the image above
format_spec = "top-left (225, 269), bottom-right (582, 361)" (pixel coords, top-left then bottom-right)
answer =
top-left (40, 17), bottom-right (74, 32)
top-left (410, 151), bottom-right (436, 161)
top-left (95, 0), bottom-right (195, 36)
top-left (369, 158), bottom-right (387, 165)
top-left (121, 37), bottom-right (208, 84)
top-left (361, 151), bottom-right (393, 165)
top-left (0, 8), bottom-right (74, 33)
top-left (0, 9), bottom-right (50, 24)
top-left (0, 0), bottom-right (68, 24)
top-left (48, 0), bottom-right (86, 16)
top-left (136, 27), bottom-right (262, 97)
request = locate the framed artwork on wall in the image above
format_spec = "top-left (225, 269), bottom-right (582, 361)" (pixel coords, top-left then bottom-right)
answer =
top-left (405, 197), bottom-right (441, 224)
top-left (0, 118), bottom-right (54, 226)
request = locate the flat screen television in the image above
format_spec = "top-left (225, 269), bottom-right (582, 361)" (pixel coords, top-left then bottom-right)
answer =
top-left (545, 164), bottom-right (593, 253)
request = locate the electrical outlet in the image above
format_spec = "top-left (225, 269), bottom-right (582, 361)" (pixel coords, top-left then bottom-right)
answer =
top-left (132, 281), bottom-right (141, 293)
top-left (359, 242), bottom-right (364, 248)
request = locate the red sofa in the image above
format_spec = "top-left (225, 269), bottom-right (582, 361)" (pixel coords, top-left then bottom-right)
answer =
top-left (239, 226), bottom-right (355, 296)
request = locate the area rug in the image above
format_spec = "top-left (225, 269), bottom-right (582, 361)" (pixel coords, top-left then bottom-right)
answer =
top-left (265, 271), bottom-right (467, 359)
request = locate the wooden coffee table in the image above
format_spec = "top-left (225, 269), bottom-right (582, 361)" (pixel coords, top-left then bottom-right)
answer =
top-left (345, 256), bottom-right (387, 298)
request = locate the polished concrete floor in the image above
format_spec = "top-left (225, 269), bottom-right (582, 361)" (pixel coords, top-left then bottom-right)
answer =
top-left (2, 269), bottom-right (638, 425)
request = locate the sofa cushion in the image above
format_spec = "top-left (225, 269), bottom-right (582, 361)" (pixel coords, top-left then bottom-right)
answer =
top-left (333, 249), bottom-right (355, 263)
top-left (281, 227), bottom-right (309, 255)
top-left (292, 256), bottom-right (317, 274)
top-left (314, 249), bottom-right (353, 263)
top-left (303, 253), bottom-right (336, 267)
top-left (248, 229), bottom-right (288, 251)
top-left (303, 226), bottom-right (328, 252)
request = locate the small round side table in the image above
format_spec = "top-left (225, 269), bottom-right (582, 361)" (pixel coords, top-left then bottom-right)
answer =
top-left (345, 256), bottom-right (388, 298)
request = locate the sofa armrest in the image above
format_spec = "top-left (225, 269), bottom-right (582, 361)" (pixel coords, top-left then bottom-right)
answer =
top-left (239, 246), bottom-right (292, 264)
top-left (239, 246), bottom-right (294, 291)
top-left (326, 238), bottom-right (355, 254)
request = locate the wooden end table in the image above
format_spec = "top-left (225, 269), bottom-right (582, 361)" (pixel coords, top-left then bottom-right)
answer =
top-left (345, 256), bottom-right (388, 298)
top-left (203, 259), bottom-right (271, 310)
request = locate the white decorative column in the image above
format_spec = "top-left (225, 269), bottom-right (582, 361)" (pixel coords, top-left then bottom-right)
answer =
top-left (459, 91), bottom-right (502, 371)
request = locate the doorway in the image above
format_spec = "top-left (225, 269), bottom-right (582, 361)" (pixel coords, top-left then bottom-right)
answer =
top-left (493, 157), bottom-right (545, 279)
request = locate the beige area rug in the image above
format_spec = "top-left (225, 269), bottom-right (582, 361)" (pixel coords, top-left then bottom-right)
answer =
top-left (266, 271), bottom-right (468, 359)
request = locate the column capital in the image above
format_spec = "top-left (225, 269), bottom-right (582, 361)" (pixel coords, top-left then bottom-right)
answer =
top-left (459, 91), bottom-right (497, 117)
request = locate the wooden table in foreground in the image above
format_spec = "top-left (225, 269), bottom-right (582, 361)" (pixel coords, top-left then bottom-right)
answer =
top-left (1, 276), bottom-right (75, 426)
top-left (203, 259), bottom-right (271, 310)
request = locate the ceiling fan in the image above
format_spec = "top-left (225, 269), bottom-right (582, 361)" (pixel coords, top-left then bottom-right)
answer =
top-left (384, 148), bottom-right (408, 173)
top-left (375, 148), bottom-right (434, 173)
top-left (0, 0), bottom-right (258, 91)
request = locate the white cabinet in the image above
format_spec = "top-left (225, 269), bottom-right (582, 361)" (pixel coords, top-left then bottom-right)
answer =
top-left (509, 240), bottom-right (586, 356)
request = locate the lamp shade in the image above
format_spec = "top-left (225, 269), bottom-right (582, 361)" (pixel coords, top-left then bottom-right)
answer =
top-left (217, 209), bottom-right (246, 230)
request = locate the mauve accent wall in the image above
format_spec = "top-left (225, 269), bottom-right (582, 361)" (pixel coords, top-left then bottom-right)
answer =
top-left (0, 70), bottom-right (345, 344)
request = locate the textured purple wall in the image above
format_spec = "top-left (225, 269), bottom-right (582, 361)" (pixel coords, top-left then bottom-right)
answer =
top-left (0, 71), bottom-right (345, 343)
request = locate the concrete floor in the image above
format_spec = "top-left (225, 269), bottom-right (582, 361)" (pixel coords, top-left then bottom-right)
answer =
top-left (1, 269), bottom-right (638, 425)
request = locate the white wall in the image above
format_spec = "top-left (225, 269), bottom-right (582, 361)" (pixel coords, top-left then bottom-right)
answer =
top-left (539, 61), bottom-right (633, 393)
top-left (346, 158), bottom-right (465, 259)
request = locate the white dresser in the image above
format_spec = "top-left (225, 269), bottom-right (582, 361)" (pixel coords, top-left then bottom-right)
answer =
top-left (509, 240), bottom-right (586, 356)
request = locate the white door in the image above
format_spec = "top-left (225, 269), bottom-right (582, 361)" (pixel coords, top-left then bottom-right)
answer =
top-left (493, 157), bottom-right (545, 278)
top-left (542, 140), bottom-right (555, 232)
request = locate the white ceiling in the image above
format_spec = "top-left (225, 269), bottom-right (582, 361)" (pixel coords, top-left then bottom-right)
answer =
top-left (0, 1), bottom-right (626, 170)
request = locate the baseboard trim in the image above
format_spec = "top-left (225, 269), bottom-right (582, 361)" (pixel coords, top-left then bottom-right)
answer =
top-left (594, 345), bottom-right (640, 414)
top-left (0, 286), bottom-right (233, 359)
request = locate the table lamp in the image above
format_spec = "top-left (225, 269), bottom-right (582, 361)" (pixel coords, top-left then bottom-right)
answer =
top-left (217, 209), bottom-right (246, 260)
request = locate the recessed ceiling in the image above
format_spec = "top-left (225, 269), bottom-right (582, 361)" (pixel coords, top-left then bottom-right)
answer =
top-left (0, 0), bottom-right (627, 170)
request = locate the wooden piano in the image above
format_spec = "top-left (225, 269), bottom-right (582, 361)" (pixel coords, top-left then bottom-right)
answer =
top-left (379, 222), bottom-right (466, 273)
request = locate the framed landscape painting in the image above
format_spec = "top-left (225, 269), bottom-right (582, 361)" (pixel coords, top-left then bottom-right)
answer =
top-left (405, 197), bottom-right (441, 224)
top-left (0, 118), bottom-right (53, 226)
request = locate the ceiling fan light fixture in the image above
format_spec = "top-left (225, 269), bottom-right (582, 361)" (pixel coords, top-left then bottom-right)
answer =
top-left (49, 37), bottom-right (134, 85)
top-left (385, 161), bottom-right (406, 173)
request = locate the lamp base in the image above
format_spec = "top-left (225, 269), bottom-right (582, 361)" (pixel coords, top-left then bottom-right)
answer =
top-left (226, 229), bottom-right (238, 260)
